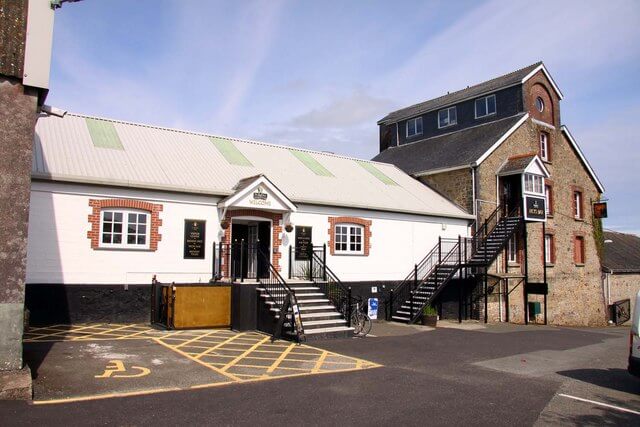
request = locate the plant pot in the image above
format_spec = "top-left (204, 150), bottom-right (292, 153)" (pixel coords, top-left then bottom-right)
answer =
top-left (422, 315), bottom-right (437, 327)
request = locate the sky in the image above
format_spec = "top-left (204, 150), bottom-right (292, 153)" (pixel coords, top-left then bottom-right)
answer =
top-left (47, 0), bottom-right (640, 234)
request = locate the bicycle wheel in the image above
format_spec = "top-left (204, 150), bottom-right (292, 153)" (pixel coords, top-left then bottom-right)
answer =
top-left (359, 313), bottom-right (372, 337)
top-left (351, 311), bottom-right (363, 335)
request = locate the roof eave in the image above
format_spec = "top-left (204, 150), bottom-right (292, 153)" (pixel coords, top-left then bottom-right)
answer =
top-left (521, 63), bottom-right (564, 100)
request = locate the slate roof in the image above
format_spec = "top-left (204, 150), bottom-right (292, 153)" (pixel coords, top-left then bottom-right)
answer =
top-left (497, 154), bottom-right (538, 176)
top-left (372, 114), bottom-right (526, 175)
top-left (603, 230), bottom-right (640, 274)
top-left (378, 62), bottom-right (542, 125)
top-left (32, 110), bottom-right (473, 220)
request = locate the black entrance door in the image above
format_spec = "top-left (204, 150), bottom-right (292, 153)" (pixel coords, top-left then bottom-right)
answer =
top-left (230, 221), bottom-right (271, 280)
top-left (501, 175), bottom-right (522, 214)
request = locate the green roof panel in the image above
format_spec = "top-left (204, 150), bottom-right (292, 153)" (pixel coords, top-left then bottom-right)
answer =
top-left (289, 150), bottom-right (334, 177)
top-left (209, 137), bottom-right (253, 166)
top-left (85, 118), bottom-right (124, 150)
top-left (356, 161), bottom-right (398, 185)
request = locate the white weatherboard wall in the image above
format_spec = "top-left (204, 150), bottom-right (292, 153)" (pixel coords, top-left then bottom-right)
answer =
top-left (26, 182), bottom-right (470, 285)
top-left (290, 205), bottom-right (469, 281)
top-left (26, 182), bottom-right (223, 285)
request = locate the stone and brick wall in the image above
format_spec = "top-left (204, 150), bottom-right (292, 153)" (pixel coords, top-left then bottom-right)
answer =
top-left (523, 70), bottom-right (560, 127)
top-left (420, 168), bottom-right (473, 214)
top-left (607, 272), bottom-right (640, 324)
top-left (87, 199), bottom-right (164, 251)
top-left (327, 216), bottom-right (372, 256)
top-left (0, 76), bottom-right (38, 370)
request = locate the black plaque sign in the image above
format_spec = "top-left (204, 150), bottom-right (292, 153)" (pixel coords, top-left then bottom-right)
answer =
top-left (184, 220), bottom-right (206, 259)
top-left (295, 226), bottom-right (312, 260)
top-left (524, 196), bottom-right (546, 222)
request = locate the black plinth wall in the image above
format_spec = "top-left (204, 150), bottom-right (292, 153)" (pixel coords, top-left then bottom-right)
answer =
top-left (231, 282), bottom-right (258, 331)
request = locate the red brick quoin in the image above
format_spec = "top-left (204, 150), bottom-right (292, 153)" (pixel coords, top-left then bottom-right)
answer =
top-left (222, 209), bottom-right (283, 275)
top-left (328, 216), bottom-right (372, 256)
top-left (88, 199), bottom-right (163, 250)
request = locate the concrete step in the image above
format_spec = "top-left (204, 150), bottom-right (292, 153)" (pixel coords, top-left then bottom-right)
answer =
top-left (291, 326), bottom-right (355, 340)
top-left (391, 315), bottom-right (410, 322)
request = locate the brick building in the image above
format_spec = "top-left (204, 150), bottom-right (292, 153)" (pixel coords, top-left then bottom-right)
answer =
top-left (602, 230), bottom-right (640, 324)
top-left (374, 62), bottom-right (607, 326)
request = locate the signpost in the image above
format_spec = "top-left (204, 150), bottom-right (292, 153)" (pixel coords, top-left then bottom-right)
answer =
top-left (184, 220), bottom-right (206, 259)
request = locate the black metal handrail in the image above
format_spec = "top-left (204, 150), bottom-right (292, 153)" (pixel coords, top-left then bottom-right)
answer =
top-left (468, 205), bottom-right (522, 263)
top-left (388, 237), bottom-right (459, 319)
top-left (309, 250), bottom-right (352, 327)
top-left (288, 245), bottom-right (325, 280)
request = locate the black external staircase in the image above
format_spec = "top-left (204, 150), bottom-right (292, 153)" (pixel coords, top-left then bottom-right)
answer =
top-left (389, 205), bottom-right (523, 324)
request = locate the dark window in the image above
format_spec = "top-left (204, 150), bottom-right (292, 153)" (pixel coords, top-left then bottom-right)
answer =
top-left (406, 117), bottom-right (423, 137)
top-left (475, 94), bottom-right (496, 118)
top-left (438, 106), bottom-right (457, 128)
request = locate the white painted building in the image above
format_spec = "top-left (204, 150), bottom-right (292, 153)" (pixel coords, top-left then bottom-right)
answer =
top-left (26, 109), bottom-right (472, 324)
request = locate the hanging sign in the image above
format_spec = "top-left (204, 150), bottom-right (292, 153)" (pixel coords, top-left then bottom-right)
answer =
top-left (295, 226), bottom-right (312, 260)
top-left (184, 220), bottom-right (206, 259)
top-left (593, 202), bottom-right (608, 219)
top-left (523, 196), bottom-right (546, 222)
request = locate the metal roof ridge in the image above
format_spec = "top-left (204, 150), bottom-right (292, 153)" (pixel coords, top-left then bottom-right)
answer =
top-left (48, 108), bottom-right (392, 168)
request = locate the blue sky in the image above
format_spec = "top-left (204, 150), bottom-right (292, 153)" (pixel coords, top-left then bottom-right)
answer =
top-left (47, 0), bottom-right (640, 233)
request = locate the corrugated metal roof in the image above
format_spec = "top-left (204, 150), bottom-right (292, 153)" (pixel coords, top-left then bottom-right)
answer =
top-left (32, 111), bottom-right (473, 220)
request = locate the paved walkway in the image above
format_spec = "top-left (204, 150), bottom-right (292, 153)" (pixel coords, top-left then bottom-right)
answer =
top-left (23, 324), bottom-right (380, 404)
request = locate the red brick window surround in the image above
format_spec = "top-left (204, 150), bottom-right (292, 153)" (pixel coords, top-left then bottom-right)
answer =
top-left (543, 230), bottom-right (556, 265)
top-left (539, 131), bottom-right (551, 162)
top-left (572, 186), bottom-right (584, 220)
top-left (545, 181), bottom-right (554, 216)
top-left (88, 199), bottom-right (163, 251)
top-left (573, 233), bottom-right (586, 265)
top-left (328, 216), bottom-right (372, 256)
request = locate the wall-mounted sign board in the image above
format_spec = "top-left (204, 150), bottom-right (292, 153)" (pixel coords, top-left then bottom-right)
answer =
top-left (295, 226), bottom-right (312, 260)
top-left (184, 220), bottom-right (206, 259)
top-left (593, 202), bottom-right (608, 219)
top-left (524, 196), bottom-right (546, 222)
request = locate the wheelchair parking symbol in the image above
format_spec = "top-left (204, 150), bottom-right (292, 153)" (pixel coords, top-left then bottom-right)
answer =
top-left (95, 360), bottom-right (150, 379)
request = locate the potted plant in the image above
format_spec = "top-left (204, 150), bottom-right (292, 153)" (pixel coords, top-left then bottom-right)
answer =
top-left (220, 219), bottom-right (230, 230)
top-left (285, 223), bottom-right (294, 233)
top-left (421, 305), bottom-right (438, 327)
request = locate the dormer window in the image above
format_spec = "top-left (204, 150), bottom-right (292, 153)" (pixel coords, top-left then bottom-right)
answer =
top-left (524, 173), bottom-right (544, 195)
top-left (475, 94), bottom-right (496, 119)
top-left (406, 117), bottom-right (423, 138)
top-left (438, 107), bottom-right (457, 129)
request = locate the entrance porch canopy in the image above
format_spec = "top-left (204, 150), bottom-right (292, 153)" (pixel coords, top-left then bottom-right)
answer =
top-left (217, 174), bottom-right (297, 214)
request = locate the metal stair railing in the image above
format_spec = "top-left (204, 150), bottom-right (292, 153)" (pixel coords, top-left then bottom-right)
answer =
top-left (469, 205), bottom-right (523, 267)
top-left (388, 237), bottom-right (458, 320)
top-left (309, 249), bottom-right (352, 327)
top-left (255, 247), bottom-right (305, 340)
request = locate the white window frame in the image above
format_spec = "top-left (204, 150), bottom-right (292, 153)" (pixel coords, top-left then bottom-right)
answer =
top-left (474, 94), bottom-right (496, 119)
top-left (574, 191), bottom-right (583, 219)
top-left (438, 106), bottom-right (457, 129)
top-left (536, 96), bottom-right (545, 112)
top-left (544, 185), bottom-right (551, 215)
top-left (99, 208), bottom-right (151, 250)
top-left (524, 173), bottom-right (544, 195)
top-left (334, 223), bottom-right (364, 255)
top-left (507, 236), bottom-right (518, 263)
top-left (406, 117), bottom-right (423, 138)
top-left (540, 132), bottom-right (549, 161)
top-left (544, 234), bottom-right (553, 264)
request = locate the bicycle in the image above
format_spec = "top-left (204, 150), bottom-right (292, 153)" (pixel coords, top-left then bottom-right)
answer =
top-left (344, 296), bottom-right (372, 337)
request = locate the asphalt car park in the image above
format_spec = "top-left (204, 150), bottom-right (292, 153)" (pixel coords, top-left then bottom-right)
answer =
top-left (1, 321), bottom-right (639, 426)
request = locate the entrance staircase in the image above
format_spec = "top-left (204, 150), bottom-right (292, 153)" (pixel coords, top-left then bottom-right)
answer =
top-left (389, 206), bottom-right (523, 324)
top-left (256, 248), bottom-right (354, 340)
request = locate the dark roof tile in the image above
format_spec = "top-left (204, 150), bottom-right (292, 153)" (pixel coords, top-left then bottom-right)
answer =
top-left (372, 114), bottom-right (525, 175)
top-left (378, 62), bottom-right (542, 125)
top-left (603, 230), bottom-right (640, 273)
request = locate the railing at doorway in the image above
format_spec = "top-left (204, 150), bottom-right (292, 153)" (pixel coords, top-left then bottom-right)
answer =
top-left (213, 242), bottom-right (268, 282)
top-left (288, 245), bottom-right (326, 280)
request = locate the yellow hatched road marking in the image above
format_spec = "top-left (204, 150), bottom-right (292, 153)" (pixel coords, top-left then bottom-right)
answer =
top-left (74, 324), bottom-right (140, 341)
top-left (152, 337), bottom-right (241, 382)
top-left (266, 343), bottom-right (296, 373)
top-left (220, 336), bottom-right (272, 372)
top-left (311, 351), bottom-right (329, 373)
top-left (194, 333), bottom-right (247, 359)
top-left (25, 324), bottom-right (105, 341)
top-left (171, 330), bottom-right (220, 349)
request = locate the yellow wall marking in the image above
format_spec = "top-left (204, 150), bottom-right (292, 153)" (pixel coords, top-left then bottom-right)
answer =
top-left (95, 360), bottom-right (150, 378)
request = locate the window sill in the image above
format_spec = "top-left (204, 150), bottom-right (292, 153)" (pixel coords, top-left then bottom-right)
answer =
top-left (546, 214), bottom-right (554, 218)
top-left (574, 217), bottom-right (584, 222)
top-left (542, 159), bottom-right (552, 165)
top-left (437, 123), bottom-right (457, 130)
top-left (333, 252), bottom-right (367, 257)
top-left (545, 263), bottom-right (555, 268)
top-left (575, 263), bottom-right (585, 267)
top-left (95, 247), bottom-right (153, 252)
top-left (507, 262), bottom-right (520, 267)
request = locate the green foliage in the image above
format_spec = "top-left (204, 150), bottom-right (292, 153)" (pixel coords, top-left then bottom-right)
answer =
top-left (422, 305), bottom-right (437, 316)
top-left (593, 217), bottom-right (604, 263)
